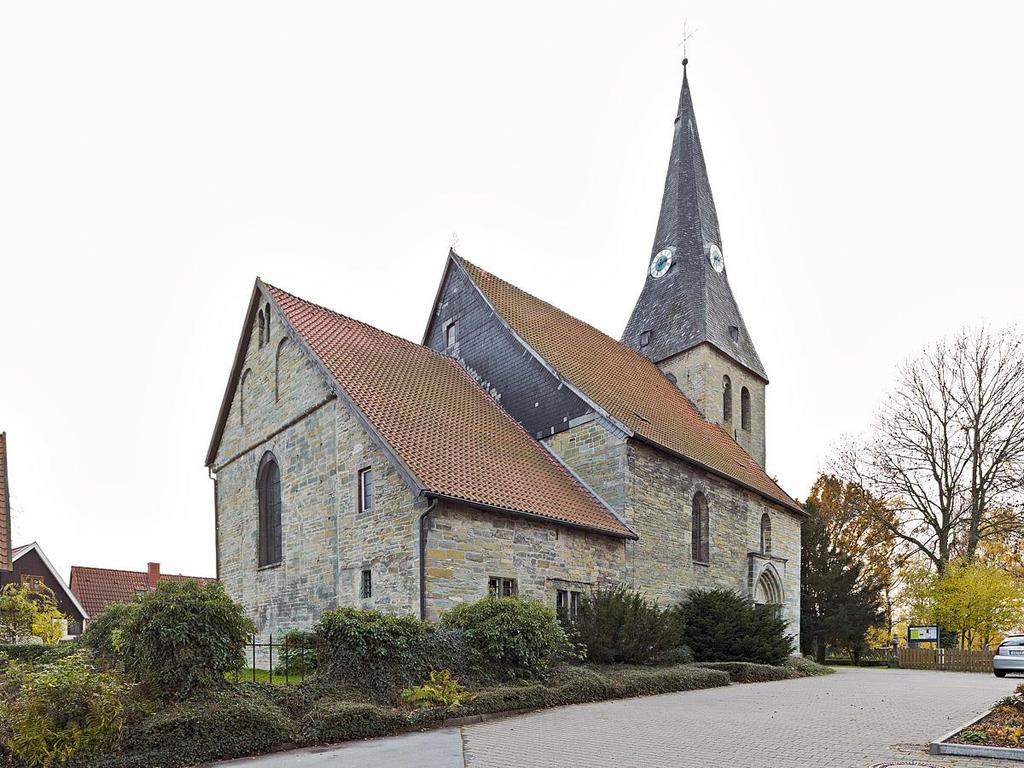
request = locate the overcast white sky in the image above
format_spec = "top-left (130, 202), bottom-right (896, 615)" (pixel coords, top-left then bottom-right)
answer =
top-left (1, 2), bottom-right (1022, 581)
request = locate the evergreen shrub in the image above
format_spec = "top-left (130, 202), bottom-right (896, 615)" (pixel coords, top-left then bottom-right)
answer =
top-left (677, 588), bottom-right (794, 666)
top-left (571, 586), bottom-right (680, 664)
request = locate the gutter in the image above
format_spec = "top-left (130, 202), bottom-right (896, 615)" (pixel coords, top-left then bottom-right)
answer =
top-left (418, 497), bottom-right (438, 620)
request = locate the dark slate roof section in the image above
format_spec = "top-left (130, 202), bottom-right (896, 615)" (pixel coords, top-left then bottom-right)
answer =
top-left (0, 433), bottom-right (10, 572)
top-left (622, 66), bottom-right (767, 381)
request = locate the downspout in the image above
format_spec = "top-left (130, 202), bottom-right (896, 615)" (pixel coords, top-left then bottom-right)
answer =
top-left (418, 497), bottom-right (438, 620)
top-left (209, 466), bottom-right (220, 582)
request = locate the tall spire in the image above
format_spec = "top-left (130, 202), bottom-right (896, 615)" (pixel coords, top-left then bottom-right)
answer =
top-left (622, 62), bottom-right (766, 381)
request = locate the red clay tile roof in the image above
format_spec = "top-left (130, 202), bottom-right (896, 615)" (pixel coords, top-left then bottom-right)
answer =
top-left (69, 566), bottom-right (216, 619)
top-left (454, 255), bottom-right (803, 515)
top-left (0, 433), bottom-right (10, 571)
top-left (264, 282), bottom-right (635, 538)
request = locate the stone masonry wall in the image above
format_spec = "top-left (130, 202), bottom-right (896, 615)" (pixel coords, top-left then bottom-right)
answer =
top-left (658, 343), bottom-right (766, 469)
top-left (423, 501), bottom-right (629, 619)
top-left (214, 292), bottom-right (426, 642)
top-left (543, 417), bottom-right (628, 515)
top-left (625, 441), bottom-right (800, 636)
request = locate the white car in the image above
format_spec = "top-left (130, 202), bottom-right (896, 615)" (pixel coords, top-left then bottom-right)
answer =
top-left (994, 636), bottom-right (1024, 677)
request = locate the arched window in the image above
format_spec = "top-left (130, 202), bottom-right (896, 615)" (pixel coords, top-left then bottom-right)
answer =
top-left (257, 310), bottom-right (265, 347)
top-left (239, 368), bottom-right (252, 426)
top-left (741, 387), bottom-right (751, 431)
top-left (722, 376), bottom-right (732, 422)
top-left (691, 492), bottom-right (709, 563)
top-left (760, 512), bottom-right (772, 555)
top-left (275, 338), bottom-right (290, 403)
top-left (265, 303), bottom-right (271, 339)
top-left (257, 452), bottom-right (283, 567)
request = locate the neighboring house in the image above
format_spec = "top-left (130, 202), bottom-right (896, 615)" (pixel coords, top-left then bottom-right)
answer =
top-left (206, 64), bottom-right (804, 640)
top-left (69, 562), bottom-right (216, 625)
top-left (0, 542), bottom-right (89, 638)
top-left (0, 433), bottom-right (12, 572)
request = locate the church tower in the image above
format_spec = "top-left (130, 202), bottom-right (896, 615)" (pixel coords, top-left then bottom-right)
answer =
top-left (622, 62), bottom-right (768, 467)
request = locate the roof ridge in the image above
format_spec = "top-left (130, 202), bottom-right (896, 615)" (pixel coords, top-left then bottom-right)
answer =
top-left (261, 279), bottom-right (458, 367)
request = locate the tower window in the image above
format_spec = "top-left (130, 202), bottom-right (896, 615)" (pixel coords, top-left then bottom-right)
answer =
top-left (760, 512), bottom-right (772, 555)
top-left (639, 330), bottom-right (651, 348)
top-left (722, 375), bottom-right (732, 422)
top-left (741, 387), bottom-right (751, 431)
top-left (360, 569), bottom-right (372, 599)
top-left (257, 452), bottom-right (283, 567)
top-left (691, 492), bottom-right (710, 564)
top-left (358, 468), bottom-right (374, 512)
top-left (444, 319), bottom-right (459, 348)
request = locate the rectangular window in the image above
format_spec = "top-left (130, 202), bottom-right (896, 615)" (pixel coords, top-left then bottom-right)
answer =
top-left (360, 569), bottom-right (372, 599)
top-left (556, 589), bottom-right (582, 622)
top-left (488, 577), bottom-right (517, 598)
top-left (358, 467), bottom-right (374, 512)
top-left (20, 575), bottom-right (45, 594)
top-left (444, 320), bottom-right (458, 348)
top-left (639, 330), bottom-right (651, 348)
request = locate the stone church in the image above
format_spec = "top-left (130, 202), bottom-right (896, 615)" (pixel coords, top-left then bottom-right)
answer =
top-left (206, 64), bottom-right (804, 640)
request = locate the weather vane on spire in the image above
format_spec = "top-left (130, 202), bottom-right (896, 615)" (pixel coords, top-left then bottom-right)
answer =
top-left (678, 20), bottom-right (698, 67)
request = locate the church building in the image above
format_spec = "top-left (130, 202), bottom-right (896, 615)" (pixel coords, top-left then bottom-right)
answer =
top-left (206, 64), bottom-right (803, 639)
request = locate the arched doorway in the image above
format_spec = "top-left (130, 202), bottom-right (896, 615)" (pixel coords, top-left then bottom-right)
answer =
top-left (754, 566), bottom-right (783, 619)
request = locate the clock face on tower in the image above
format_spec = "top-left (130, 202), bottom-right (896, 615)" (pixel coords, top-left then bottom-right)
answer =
top-left (650, 248), bottom-right (674, 278)
top-left (708, 244), bottom-right (725, 273)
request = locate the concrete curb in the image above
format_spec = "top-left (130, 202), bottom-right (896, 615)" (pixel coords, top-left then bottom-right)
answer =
top-left (930, 710), bottom-right (1024, 762)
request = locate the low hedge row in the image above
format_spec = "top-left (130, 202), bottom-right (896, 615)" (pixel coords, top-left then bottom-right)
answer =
top-left (784, 656), bottom-right (835, 677)
top-left (693, 661), bottom-right (796, 684)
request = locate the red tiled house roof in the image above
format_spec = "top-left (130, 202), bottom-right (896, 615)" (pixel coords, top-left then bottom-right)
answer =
top-left (69, 565), bottom-right (215, 619)
top-left (0, 433), bottom-right (11, 571)
top-left (452, 254), bottom-right (803, 515)
top-left (253, 283), bottom-right (633, 538)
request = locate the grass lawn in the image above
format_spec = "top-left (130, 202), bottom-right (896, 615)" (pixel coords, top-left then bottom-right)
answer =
top-left (229, 667), bottom-right (307, 685)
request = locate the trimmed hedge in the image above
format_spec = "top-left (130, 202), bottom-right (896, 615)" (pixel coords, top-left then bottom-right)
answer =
top-left (70, 688), bottom-right (293, 768)
top-left (300, 700), bottom-right (406, 744)
top-left (0, 643), bottom-right (78, 666)
top-left (313, 608), bottom-right (465, 698)
top-left (784, 656), bottom-right (835, 677)
top-left (693, 661), bottom-right (794, 683)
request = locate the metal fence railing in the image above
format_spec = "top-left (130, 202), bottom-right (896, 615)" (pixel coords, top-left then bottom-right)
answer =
top-left (230, 635), bottom-right (318, 685)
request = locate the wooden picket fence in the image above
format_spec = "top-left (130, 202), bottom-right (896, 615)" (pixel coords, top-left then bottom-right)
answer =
top-left (897, 647), bottom-right (993, 673)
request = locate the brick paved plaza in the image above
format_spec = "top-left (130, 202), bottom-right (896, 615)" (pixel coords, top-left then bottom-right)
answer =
top-left (219, 668), bottom-right (1018, 767)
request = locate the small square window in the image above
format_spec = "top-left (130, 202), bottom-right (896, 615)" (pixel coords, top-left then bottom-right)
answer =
top-left (358, 468), bottom-right (374, 512)
top-left (556, 589), bottom-right (582, 622)
top-left (360, 569), bottom-right (372, 599)
top-left (488, 577), bottom-right (517, 597)
top-left (639, 330), bottom-right (651, 348)
top-left (444, 320), bottom-right (458, 348)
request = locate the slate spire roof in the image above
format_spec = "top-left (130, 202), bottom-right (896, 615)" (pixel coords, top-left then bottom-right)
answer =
top-left (622, 64), bottom-right (767, 380)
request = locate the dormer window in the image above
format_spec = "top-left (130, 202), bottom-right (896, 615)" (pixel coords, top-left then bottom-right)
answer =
top-left (444, 320), bottom-right (459, 349)
top-left (729, 325), bottom-right (739, 343)
top-left (639, 330), bottom-right (651, 348)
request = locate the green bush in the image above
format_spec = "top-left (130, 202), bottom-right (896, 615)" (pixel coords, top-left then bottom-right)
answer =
top-left (653, 645), bottom-right (694, 665)
top-left (81, 604), bottom-right (139, 664)
top-left (313, 608), bottom-right (464, 698)
top-left (273, 629), bottom-right (317, 677)
top-left (605, 664), bottom-right (730, 698)
top-left (118, 581), bottom-right (253, 700)
top-left (440, 597), bottom-right (568, 681)
top-left (401, 670), bottom-right (475, 711)
top-left (693, 661), bottom-right (793, 683)
top-left (677, 588), bottom-right (794, 666)
top-left (458, 683), bottom-right (551, 715)
top-left (0, 652), bottom-right (126, 767)
top-left (571, 587), bottom-right (680, 664)
top-left (299, 700), bottom-right (406, 744)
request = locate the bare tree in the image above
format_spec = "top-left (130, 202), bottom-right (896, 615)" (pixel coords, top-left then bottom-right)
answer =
top-left (836, 327), bottom-right (1024, 572)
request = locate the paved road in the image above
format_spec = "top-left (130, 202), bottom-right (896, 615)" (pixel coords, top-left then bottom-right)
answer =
top-left (217, 668), bottom-right (1019, 767)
